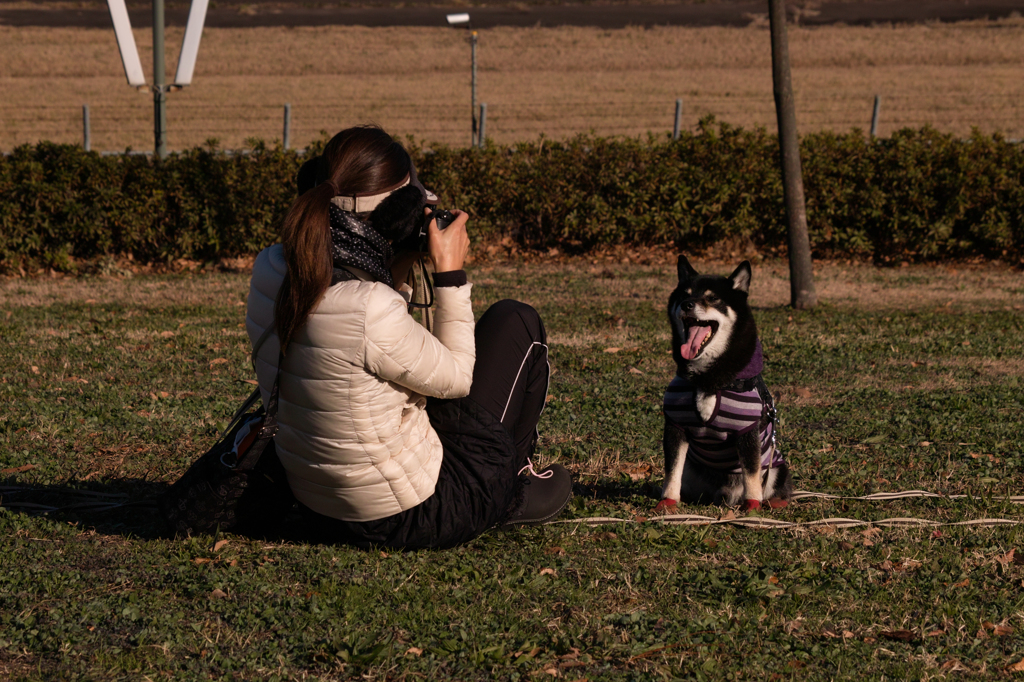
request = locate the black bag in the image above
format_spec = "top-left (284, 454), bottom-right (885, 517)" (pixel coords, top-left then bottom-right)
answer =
top-left (159, 331), bottom-right (292, 536)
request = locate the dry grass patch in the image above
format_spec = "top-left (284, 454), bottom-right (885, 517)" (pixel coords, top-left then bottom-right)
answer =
top-left (2, 18), bottom-right (1023, 151)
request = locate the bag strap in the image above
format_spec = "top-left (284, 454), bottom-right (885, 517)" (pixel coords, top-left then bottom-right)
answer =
top-left (221, 324), bottom-right (281, 440)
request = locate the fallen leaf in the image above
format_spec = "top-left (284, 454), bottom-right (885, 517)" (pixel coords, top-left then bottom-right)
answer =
top-left (995, 549), bottom-right (1015, 568)
top-left (540, 568), bottom-right (557, 577)
top-left (405, 647), bottom-right (423, 656)
top-left (919, 441), bottom-right (932, 447)
top-left (159, 391), bottom-right (170, 398)
top-left (877, 560), bottom-right (894, 571)
top-left (842, 630), bottom-right (855, 639)
top-left (595, 532), bottom-right (617, 541)
top-left (210, 588), bottom-right (227, 599)
top-left (242, 379), bottom-right (259, 385)
top-left (212, 539), bottom-right (229, 552)
top-left (160, 331), bottom-right (175, 338)
top-left (794, 387), bottom-right (812, 399)
top-left (628, 366), bottom-right (643, 375)
top-left (927, 629), bottom-right (944, 637)
top-left (821, 626), bottom-right (840, 638)
top-left (952, 578), bottom-right (970, 588)
top-left (603, 347), bottom-right (621, 354)
top-left (839, 541), bottom-right (855, 550)
top-left (862, 539), bottom-right (875, 548)
top-left (1007, 657), bottom-right (1024, 672)
top-left (0, 464), bottom-right (37, 475)
top-left (719, 510), bottom-right (737, 521)
top-left (931, 530), bottom-right (943, 539)
top-left (210, 358), bottom-right (229, 365)
top-left (782, 620), bottom-right (802, 634)
top-left (861, 527), bottom-right (881, 538)
top-left (542, 668), bottom-right (559, 677)
top-left (193, 558), bottom-right (211, 565)
top-left (30, 366), bottom-right (39, 374)
top-left (993, 624), bottom-right (1014, 637)
top-left (545, 546), bottom-right (566, 556)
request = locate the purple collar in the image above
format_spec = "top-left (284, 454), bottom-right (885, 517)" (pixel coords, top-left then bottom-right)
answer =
top-left (736, 340), bottom-right (764, 380)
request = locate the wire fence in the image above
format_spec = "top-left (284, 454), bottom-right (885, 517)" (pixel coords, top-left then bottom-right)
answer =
top-left (2, 91), bottom-right (1022, 153)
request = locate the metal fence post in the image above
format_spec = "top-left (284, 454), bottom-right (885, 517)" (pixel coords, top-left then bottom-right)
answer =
top-left (153, 0), bottom-right (167, 158)
top-left (673, 98), bottom-right (682, 140)
top-left (283, 103), bottom-right (292, 150)
top-left (470, 30), bottom-right (478, 147)
top-left (82, 105), bottom-right (91, 152)
top-left (478, 103), bottom-right (487, 148)
top-left (871, 95), bottom-right (881, 138)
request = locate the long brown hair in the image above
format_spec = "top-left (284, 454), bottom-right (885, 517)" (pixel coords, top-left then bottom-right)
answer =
top-left (275, 126), bottom-right (411, 353)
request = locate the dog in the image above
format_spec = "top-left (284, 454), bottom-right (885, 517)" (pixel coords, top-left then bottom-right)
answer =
top-left (655, 255), bottom-right (792, 513)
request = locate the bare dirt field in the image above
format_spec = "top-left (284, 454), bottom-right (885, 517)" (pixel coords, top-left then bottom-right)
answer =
top-left (2, 16), bottom-right (1022, 152)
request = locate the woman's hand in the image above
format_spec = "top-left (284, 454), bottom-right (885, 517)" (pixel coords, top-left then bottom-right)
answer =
top-left (427, 209), bottom-right (470, 273)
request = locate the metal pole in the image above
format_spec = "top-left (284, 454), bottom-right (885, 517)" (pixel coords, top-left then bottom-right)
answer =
top-left (283, 103), bottom-right (292, 150)
top-left (478, 103), bottom-right (487, 148)
top-left (82, 105), bottom-right (91, 152)
top-left (768, 0), bottom-right (817, 310)
top-left (153, 0), bottom-right (167, 159)
top-left (870, 95), bottom-right (881, 138)
top-left (673, 98), bottom-right (682, 140)
top-left (470, 30), bottom-right (478, 147)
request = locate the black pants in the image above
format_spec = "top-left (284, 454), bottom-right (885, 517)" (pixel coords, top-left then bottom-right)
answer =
top-left (300, 299), bottom-right (550, 549)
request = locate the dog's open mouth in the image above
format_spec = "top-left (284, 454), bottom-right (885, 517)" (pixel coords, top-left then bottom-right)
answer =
top-left (681, 321), bottom-right (718, 360)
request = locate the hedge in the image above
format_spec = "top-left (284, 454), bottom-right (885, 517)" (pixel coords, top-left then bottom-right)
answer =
top-left (1, 122), bottom-right (1022, 271)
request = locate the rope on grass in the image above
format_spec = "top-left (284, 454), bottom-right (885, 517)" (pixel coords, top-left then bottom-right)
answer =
top-left (552, 489), bottom-right (1024, 530)
top-left (554, 515), bottom-right (1024, 529)
top-left (792, 490), bottom-right (1024, 504)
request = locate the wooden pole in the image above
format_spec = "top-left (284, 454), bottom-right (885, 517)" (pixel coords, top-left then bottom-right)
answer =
top-left (768, 0), bottom-right (816, 309)
top-left (673, 98), bottom-right (682, 140)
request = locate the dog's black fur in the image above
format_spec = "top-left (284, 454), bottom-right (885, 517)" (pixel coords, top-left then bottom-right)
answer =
top-left (657, 255), bottom-right (792, 512)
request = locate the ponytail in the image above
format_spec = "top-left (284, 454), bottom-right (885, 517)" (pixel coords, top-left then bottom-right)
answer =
top-left (275, 182), bottom-right (334, 354)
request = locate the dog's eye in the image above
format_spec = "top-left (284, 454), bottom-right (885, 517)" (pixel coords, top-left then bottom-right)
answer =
top-left (705, 293), bottom-right (718, 302)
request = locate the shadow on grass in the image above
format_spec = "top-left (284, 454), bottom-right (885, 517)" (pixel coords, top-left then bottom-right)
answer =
top-left (0, 478), bottom-right (313, 543)
top-left (1, 477), bottom-right (171, 538)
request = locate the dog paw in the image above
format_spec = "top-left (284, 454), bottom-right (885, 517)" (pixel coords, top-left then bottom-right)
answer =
top-left (654, 499), bottom-right (678, 513)
top-left (767, 497), bottom-right (789, 509)
top-left (742, 499), bottom-right (761, 511)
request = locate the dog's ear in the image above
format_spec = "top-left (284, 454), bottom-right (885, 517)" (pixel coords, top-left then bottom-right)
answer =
top-left (677, 255), bottom-right (699, 284)
top-left (729, 261), bottom-right (752, 293)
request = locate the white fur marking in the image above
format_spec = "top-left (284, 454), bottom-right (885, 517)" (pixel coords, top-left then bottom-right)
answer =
top-left (661, 439), bottom-right (689, 502)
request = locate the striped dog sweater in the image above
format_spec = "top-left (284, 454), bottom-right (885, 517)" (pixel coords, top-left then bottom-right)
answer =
top-left (663, 374), bottom-right (783, 474)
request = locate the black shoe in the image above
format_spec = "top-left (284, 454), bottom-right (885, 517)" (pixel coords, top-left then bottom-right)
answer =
top-left (500, 461), bottom-right (573, 528)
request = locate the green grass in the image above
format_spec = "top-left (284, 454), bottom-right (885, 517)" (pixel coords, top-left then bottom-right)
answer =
top-left (2, 260), bottom-right (1023, 680)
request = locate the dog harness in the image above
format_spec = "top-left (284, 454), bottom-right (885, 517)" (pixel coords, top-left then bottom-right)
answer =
top-left (663, 374), bottom-right (783, 473)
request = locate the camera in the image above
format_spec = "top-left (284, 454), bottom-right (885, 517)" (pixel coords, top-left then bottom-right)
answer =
top-left (414, 208), bottom-right (456, 252)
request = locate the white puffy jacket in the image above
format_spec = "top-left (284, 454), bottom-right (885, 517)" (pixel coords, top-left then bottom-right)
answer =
top-left (245, 244), bottom-right (476, 522)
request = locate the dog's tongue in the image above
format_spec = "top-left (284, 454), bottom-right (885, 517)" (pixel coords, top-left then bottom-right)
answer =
top-left (680, 325), bottom-right (711, 360)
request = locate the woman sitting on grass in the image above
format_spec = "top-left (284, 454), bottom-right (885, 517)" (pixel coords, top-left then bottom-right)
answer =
top-left (244, 125), bottom-right (571, 549)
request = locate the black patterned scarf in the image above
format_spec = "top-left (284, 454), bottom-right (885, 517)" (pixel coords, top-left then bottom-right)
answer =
top-left (328, 201), bottom-right (394, 287)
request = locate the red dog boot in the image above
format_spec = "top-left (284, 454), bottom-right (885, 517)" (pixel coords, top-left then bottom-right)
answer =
top-left (742, 499), bottom-right (761, 512)
top-left (654, 499), bottom-right (678, 513)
